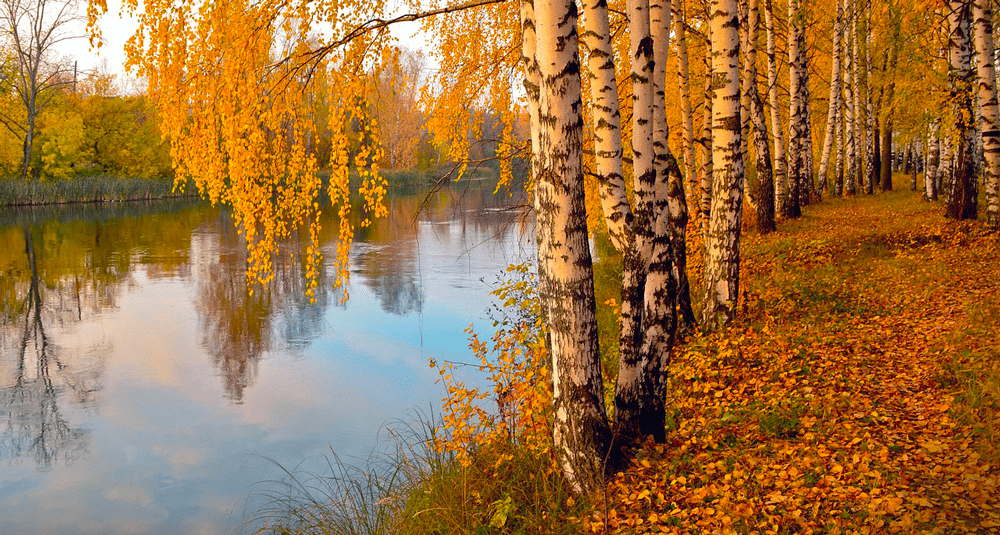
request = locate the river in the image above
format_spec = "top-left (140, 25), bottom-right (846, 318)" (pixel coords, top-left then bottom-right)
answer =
top-left (0, 184), bottom-right (533, 534)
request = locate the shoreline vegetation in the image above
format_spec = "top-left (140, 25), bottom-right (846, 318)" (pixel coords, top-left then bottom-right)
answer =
top-left (0, 175), bottom-right (197, 207)
top-left (249, 187), bottom-right (1000, 534)
top-left (0, 163), bottom-right (522, 208)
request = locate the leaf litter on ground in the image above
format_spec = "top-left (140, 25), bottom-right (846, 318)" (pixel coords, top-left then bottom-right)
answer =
top-left (585, 190), bottom-right (1000, 534)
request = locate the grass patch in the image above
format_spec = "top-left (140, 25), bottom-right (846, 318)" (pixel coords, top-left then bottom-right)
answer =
top-left (245, 415), bottom-right (588, 535)
top-left (0, 174), bottom-right (196, 206)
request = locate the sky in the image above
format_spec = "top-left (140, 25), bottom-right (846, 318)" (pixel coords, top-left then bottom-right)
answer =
top-left (65, 0), bottom-right (432, 90)
top-left (55, 0), bottom-right (138, 84)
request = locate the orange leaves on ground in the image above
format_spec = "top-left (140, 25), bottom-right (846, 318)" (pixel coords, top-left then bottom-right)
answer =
top-left (588, 192), bottom-right (1000, 534)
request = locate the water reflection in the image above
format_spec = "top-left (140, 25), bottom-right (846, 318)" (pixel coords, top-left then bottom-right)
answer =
top-left (0, 184), bottom-right (532, 534)
top-left (195, 211), bottom-right (334, 402)
top-left (1, 202), bottom-right (213, 470)
top-left (1, 227), bottom-right (103, 467)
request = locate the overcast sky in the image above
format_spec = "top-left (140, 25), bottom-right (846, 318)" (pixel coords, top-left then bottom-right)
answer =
top-left (65, 1), bottom-right (432, 91)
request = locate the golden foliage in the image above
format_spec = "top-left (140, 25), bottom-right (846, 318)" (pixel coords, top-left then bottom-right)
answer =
top-left (582, 191), bottom-right (1000, 534)
top-left (89, 0), bottom-right (398, 296)
top-left (434, 262), bottom-right (553, 467)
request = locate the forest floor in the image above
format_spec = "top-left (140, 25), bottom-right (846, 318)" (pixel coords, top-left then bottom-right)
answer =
top-left (589, 189), bottom-right (1000, 534)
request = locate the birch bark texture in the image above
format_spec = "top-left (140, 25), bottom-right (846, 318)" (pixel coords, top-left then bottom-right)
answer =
top-left (974, 0), bottom-right (1000, 228)
top-left (819, 0), bottom-right (844, 195)
top-left (880, 14), bottom-right (902, 192)
top-left (801, 30), bottom-right (815, 205)
top-left (614, 0), bottom-right (658, 446)
top-left (926, 120), bottom-right (940, 201)
top-left (744, 0), bottom-right (776, 233)
top-left (650, 0), bottom-right (696, 334)
top-left (675, 0), bottom-right (698, 206)
top-left (764, 0), bottom-right (787, 213)
top-left (864, 5), bottom-right (876, 195)
top-left (947, 0), bottom-right (979, 220)
top-left (531, 0), bottom-right (612, 494)
top-left (786, 0), bottom-right (804, 218)
top-left (851, 6), bottom-right (862, 193)
top-left (701, 26), bottom-right (715, 236)
top-left (580, 0), bottom-right (644, 444)
top-left (701, 0), bottom-right (744, 331)
top-left (843, 0), bottom-right (857, 196)
top-left (622, 0), bottom-right (683, 444)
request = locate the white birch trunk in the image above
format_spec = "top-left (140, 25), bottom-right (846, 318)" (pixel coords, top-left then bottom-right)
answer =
top-left (842, 0), bottom-right (857, 195)
top-left (852, 4), bottom-right (862, 194)
top-left (628, 0), bottom-right (656, 263)
top-left (947, 0), bottom-right (978, 219)
top-left (635, 0), bottom-right (684, 440)
top-left (864, 4), bottom-right (876, 195)
top-left (974, 0), bottom-right (1000, 228)
top-left (940, 137), bottom-right (953, 201)
top-left (745, 0), bottom-right (776, 232)
top-left (785, 0), bottom-right (803, 217)
top-left (739, 0), bottom-right (751, 187)
top-left (924, 133), bottom-right (931, 196)
top-left (580, 0), bottom-right (646, 447)
top-left (533, 0), bottom-right (611, 493)
top-left (651, 0), bottom-right (696, 332)
top-left (701, 0), bottom-right (744, 331)
top-left (799, 30), bottom-right (814, 205)
top-left (675, 0), bottom-right (698, 207)
top-left (764, 0), bottom-right (787, 214)
top-left (926, 120), bottom-right (940, 201)
top-left (818, 0), bottom-right (844, 194)
top-left (615, 0), bottom-right (669, 444)
top-left (581, 0), bottom-right (630, 251)
top-left (700, 31), bottom-right (714, 235)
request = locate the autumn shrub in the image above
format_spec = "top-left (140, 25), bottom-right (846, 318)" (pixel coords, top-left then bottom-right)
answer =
top-left (410, 262), bottom-right (590, 533)
top-left (248, 262), bottom-right (587, 534)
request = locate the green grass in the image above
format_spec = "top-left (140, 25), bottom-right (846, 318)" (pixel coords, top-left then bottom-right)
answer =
top-left (244, 414), bottom-right (588, 535)
top-left (0, 174), bottom-right (195, 206)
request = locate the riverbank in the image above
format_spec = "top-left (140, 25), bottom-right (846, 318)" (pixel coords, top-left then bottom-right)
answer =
top-left (0, 175), bottom-right (196, 206)
top-left (1, 164), bottom-right (522, 208)
top-left (250, 187), bottom-right (1000, 534)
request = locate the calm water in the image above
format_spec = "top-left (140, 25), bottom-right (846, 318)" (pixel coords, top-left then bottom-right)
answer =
top-left (0, 185), bottom-right (533, 534)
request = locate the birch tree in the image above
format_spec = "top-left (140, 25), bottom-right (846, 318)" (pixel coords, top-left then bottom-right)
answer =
top-left (842, 0), bottom-right (857, 196)
top-left (864, 5), bottom-right (877, 194)
top-left (947, 0), bottom-right (978, 220)
top-left (764, 0), bottom-right (787, 212)
top-left (974, 0), bottom-right (1000, 228)
top-left (651, 0), bottom-right (696, 331)
top-left (531, 0), bottom-right (614, 493)
top-left (701, 0), bottom-right (744, 331)
top-left (785, 0), bottom-right (804, 218)
top-left (700, 24), bottom-right (715, 234)
top-left (880, 5), bottom-right (902, 192)
top-left (851, 4), bottom-right (863, 193)
top-left (818, 0), bottom-right (844, 195)
top-left (744, 0), bottom-right (776, 233)
top-left (940, 137), bottom-right (954, 198)
top-left (799, 29), bottom-right (814, 206)
top-left (675, 0), bottom-right (696, 192)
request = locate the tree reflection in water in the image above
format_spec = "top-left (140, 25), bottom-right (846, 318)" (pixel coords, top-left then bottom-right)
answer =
top-left (0, 185), bottom-right (530, 461)
top-left (0, 202), bottom-right (203, 468)
top-left (356, 194), bottom-right (425, 316)
top-left (0, 228), bottom-right (102, 467)
top-left (195, 212), bottom-right (334, 402)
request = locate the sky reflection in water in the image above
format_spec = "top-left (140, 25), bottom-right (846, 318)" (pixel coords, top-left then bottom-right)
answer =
top-left (0, 186), bottom-right (532, 534)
